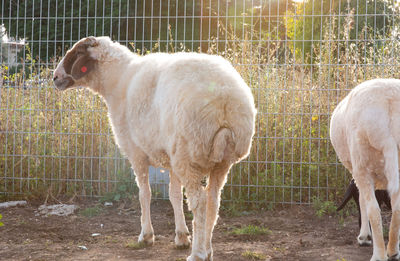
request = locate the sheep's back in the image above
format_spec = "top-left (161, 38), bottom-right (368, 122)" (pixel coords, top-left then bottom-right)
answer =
top-left (346, 79), bottom-right (400, 147)
top-left (152, 53), bottom-right (256, 166)
top-left (330, 95), bottom-right (352, 171)
top-left (330, 78), bottom-right (400, 177)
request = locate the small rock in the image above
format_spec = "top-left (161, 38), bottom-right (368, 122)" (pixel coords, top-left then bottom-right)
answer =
top-left (36, 204), bottom-right (78, 217)
top-left (104, 202), bottom-right (113, 207)
top-left (91, 233), bottom-right (101, 237)
top-left (0, 201), bottom-right (27, 209)
top-left (78, 245), bottom-right (88, 250)
top-left (278, 210), bottom-right (287, 215)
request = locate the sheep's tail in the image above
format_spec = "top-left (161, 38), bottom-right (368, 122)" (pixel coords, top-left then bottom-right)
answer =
top-left (209, 122), bottom-right (254, 164)
top-left (209, 128), bottom-right (232, 163)
top-left (231, 124), bottom-right (255, 161)
top-left (202, 84), bottom-right (256, 164)
top-left (227, 105), bottom-right (256, 161)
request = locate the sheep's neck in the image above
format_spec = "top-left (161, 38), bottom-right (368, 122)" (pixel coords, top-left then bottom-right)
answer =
top-left (94, 61), bottom-right (130, 144)
top-left (94, 59), bottom-right (133, 105)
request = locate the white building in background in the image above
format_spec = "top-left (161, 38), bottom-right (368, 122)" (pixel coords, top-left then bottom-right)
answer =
top-left (0, 24), bottom-right (25, 68)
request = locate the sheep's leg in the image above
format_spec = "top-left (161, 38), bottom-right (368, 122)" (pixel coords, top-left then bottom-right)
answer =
top-left (358, 195), bottom-right (372, 246)
top-left (186, 185), bottom-right (208, 261)
top-left (387, 190), bottom-right (400, 260)
top-left (128, 148), bottom-right (154, 245)
top-left (205, 165), bottom-right (230, 260)
top-left (382, 140), bottom-right (399, 196)
top-left (169, 172), bottom-right (190, 248)
top-left (135, 170), bottom-right (155, 245)
top-left (383, 139), bottom-right (400, 260)
top-left (358, 181), bottom-right (386, 261)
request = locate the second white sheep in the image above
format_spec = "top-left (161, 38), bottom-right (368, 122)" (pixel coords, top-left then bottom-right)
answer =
top-left (330, 78), bottom-right (400, 261)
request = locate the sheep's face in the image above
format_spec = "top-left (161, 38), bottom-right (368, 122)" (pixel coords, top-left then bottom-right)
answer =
top-left (53, 36), bottom-right (98, 90)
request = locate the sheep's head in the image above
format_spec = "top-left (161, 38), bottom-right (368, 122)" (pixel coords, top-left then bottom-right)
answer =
top-left (53, 36), bottom-right (99, 90)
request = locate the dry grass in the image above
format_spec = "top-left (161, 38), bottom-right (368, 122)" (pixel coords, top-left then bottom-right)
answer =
top-left (1, 14), bottom-right (400, 206)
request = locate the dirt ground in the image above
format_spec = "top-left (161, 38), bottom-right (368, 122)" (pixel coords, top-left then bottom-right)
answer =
top-left (0, 198), bottom-right (386, 261)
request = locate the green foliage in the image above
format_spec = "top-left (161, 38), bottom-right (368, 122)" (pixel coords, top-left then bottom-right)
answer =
top-left (221, 8), bottom-right (400, 206)
top-left (312, 196), bottom-right (337, 218)
top-left (2, 0), bottom-right (298, 61)
top-left (241, 250), bottom-right (267, 260)
top-left (0, 214), bottom-right (4, 227)
top-left (285, 0), bottom-right (399, 64)
top-left (100, 170), bottom-right (138, 203)
top-left (125, 240), bottom-right (147, 249)
top-left (383, 226), bottom-right (389, 239)
top-left (220, 198), bottom-right (252, 217)
top-left (79, 205), bottom-right (103, 218)
top-left (2, 0), bottom-right (204, 60)
top-left (2, 1), bottom-right (400, 207)
top-left (231, 225), bottom-right (271, 236)
top-left (0, 48), bottom-right (130, 197)
top-left (184, 211), bottom-right (193, 220)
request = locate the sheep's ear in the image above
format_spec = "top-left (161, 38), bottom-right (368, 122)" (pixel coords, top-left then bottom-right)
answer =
top-left (70, 55), bottom-right (96, 80)
top-left (63, 37), bottom-right (98, 77)
top-left (85, 36), bottom-right (99, 47)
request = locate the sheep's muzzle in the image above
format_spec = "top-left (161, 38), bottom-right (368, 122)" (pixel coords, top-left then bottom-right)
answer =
top-left (53, 75), bottom-right (75, 91)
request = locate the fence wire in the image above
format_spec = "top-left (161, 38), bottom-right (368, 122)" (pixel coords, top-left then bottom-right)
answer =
top-left (1, 0), bottom-right (400, 205)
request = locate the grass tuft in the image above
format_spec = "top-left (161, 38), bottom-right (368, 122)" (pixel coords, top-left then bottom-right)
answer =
top-left (241, 250), bottom-right (268, 260)
top-left (125, 240), bottom-right (148, 250)
top-left (312, 196), bottom-right (337, 218)
top-left (79, 205), bottom-right (103, 218)
top-left (231, 225), bottom-right (271, 236)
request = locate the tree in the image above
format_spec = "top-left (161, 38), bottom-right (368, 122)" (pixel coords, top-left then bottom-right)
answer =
top-left (285, 0), bottom-right (398, 64)
top-left (1, 0), bottom-right (205, 61)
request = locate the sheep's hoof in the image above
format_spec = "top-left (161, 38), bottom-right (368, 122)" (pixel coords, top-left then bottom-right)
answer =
top-left (388, 253), bottom-right (400, 261)
top-left (138, 232), bottom-right (154, 246)
top-left (206, 251), bottom-right (213, 261)
top-left (370, 255), bottom-right (388, 261)
top-left (175, 231), bottom-right (191, 249)
top-left (358, 235), bottom-right (372, 246)
top-left (186, 253), bottom-right (207, 261)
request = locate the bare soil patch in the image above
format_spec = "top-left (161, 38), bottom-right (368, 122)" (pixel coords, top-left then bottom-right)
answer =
top-left (0, 199), bottom-right (381, 261)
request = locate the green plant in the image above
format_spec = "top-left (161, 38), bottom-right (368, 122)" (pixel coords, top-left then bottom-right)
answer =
top-left (184, 211), bottom-right (193, 220)
top-left (337, 201), bottom-right (359, 227)
top-left (2, 2), bottom-right (400, 208)
top-left (125, 240), bottom-right (147, 249)
top-left (79, 205), bottom-right (103, 218)
top-left (0, 214), bottom-right (4, 227)
top-left (312, 196), bottom-right (337, 218)
top-left (100, 170), bottom-right (138, 203)
top-left (231, 225), bottom-right (271, 236)
top-left (285, 0), bottom-right (398, 64)
top-left (383, 226), bottom-right (389, 239)
top-left (241, 250), bottom-right (267, 260)
top-left (220, 199), bottom-right (251, 217)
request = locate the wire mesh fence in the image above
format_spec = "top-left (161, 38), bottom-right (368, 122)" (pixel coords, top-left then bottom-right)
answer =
top-left (1, 0), bottom-right (400, 205)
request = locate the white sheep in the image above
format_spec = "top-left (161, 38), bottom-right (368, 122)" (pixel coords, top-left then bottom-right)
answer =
top-left (53, 36), bottom-right (256, 261)
top-left (330, 78), bottom-right (400, 261)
